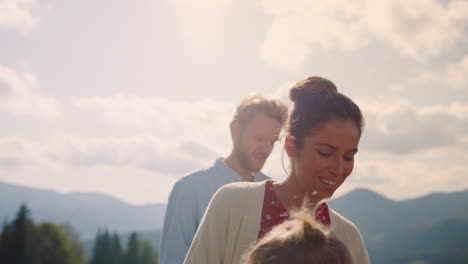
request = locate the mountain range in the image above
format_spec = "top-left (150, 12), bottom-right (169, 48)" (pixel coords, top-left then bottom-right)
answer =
top-left (1, 181), bottom-right (468, 263)
top-left (0, 181), bottom-right (166, 239)
top-left (328, 188), bottom-right (468, 242)
top-left (328, 188), bottom-right (468, 263)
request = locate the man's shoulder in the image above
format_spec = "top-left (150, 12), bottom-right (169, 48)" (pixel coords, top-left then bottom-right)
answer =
top-left (166, 164), bottom-right (220, 206)
top-left (176, 163), bottom-right (219, 185)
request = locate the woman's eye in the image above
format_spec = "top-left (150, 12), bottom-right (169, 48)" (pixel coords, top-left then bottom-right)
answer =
top-left (318, 151), bottom-right (331, 157)
top-left (344, 155), bottom-right (355, 161)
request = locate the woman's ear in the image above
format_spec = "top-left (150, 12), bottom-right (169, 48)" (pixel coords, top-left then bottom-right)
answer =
top-left (285, 135), bottom-right (296, 158)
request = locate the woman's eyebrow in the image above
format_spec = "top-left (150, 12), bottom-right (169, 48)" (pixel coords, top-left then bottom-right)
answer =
top-left (317, 143), bottom-right (358, 153)
top-left (317, 143), bottom-right (336, 149)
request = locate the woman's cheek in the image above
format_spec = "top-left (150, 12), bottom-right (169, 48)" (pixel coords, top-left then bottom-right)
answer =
top-left (344, 162), bottom-right (354, 178)
top-left (310, 158), bottom-right (329, 171)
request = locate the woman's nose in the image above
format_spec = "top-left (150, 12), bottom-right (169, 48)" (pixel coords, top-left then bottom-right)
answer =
top-left (329, 156), bottom-right (344, 177)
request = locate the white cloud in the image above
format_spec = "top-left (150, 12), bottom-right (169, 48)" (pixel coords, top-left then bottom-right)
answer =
top-left (71, 95), bottom-right (235, 148)
top-left (270, 80), bottom-right (295, 105)
top-left (0, 65), bottom-right (62, 120)
top-left (0, 136), bottom-right (34, 169)
top-left (0, 137), bottom-right (179, 204)
top-left (44, 135), bottom-right (219, 177)
top-left (366, 0), bottom-right (468, 60)
top-left (171, 0), bottom-right (232, 23)
top-left (0, 135), bottom-right (221, 204)
top-left (0, 135), bottom-right (221, 203)
top-left (170, 0), bottom-right (233, 43)
top-left (260, 0), bottom-right (468, 70)
top-left (359, 98), bottom-right (468, 153)
top-left (0, 0), bottom-right (39, 34)
top-left (341, 144), bottom-right (468, 201)
top-left (416, 54), bottom-right (468, 90)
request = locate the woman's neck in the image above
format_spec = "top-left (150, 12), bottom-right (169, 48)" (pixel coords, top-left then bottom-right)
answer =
top-left (273, 174), bottom-right (319, 211)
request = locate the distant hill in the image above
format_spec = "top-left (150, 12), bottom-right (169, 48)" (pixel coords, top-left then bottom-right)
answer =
top-left (328, 188), bottom-right (468, 263)
top-left (328, 188), bottom-right (468, 242)
top-left (373, 219), bottom-right (468, 264)
top-left (0, 181), bottom-right (166, 239)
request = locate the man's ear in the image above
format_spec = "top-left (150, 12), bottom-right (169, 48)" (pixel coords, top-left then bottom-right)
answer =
top-left (230, 120), bottom-right (241, 142)
top-left (285, 135), bottom-right (297, 158)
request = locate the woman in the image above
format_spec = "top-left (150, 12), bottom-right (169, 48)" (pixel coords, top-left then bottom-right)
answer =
top-left (183, 76), bottom-right (370, 264)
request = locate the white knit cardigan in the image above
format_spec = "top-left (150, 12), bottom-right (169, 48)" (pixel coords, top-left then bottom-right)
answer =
top-left (183, 181), bottom-right (370, 264)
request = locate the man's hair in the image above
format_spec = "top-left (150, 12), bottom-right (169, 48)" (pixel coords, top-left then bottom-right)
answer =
top-left (233, 95), bottom-right (288, 128)
top-left (243, 208), bottom-right (353, 264)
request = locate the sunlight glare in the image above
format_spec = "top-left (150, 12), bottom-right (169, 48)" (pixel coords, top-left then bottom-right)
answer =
top-left (172, 0), bottom-right (232, 32)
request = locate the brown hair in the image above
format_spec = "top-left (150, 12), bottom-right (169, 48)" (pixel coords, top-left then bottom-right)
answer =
top-left (243, 209), bottom-right (353, 264)
top-left (233, 95), bottom-right (288, 128)
top-left (287, 76), bottom-right (364, 150)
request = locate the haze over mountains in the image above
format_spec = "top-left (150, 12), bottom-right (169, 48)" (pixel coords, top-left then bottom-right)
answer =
top-left (328, 188), bottom-right (468, 242)
top-left (328, 188), bottom-right (468, 263)
top-left (1, 181), bottom-right (468, 263)
top-left (0, 181), bottom-right (166, 239)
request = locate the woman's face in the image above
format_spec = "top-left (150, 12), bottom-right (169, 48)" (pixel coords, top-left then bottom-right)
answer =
top-left (291, 118), bottom-right (361, 200)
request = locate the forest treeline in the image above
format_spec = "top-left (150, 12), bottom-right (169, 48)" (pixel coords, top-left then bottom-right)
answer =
top-left (0, 204), bottom-right (158, 264)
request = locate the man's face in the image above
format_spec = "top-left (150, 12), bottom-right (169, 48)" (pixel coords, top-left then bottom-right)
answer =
top-left (234, 113), bottom-right (282, 172)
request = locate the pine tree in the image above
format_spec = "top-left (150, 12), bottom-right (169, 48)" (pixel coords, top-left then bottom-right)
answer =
top-left (0, 220), bottom-right (14, 262)
top-left (111, 232), bottom-right (124, 264)
top-left (0, 204), bottom-right (35, 264)
top-left (90, 230), bottom-right (159, 264)
top-left (91, 230), bottom-right (114, 264)
top-left (90, 230), bottom-right (103, 264)
top-left (101, 231), bottom-right (112, 264)
top-left (124, 232), bottom-right (140, 264)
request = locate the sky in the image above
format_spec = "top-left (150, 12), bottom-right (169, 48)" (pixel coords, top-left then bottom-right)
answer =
top-left (1, 0), bottom-right (468, 205)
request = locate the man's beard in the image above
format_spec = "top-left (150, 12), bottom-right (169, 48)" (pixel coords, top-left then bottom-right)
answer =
top-left (236, 148), bottom-right (264, 172)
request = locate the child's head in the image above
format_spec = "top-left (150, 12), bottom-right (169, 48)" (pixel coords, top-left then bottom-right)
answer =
top-left (244, 209), bottom-right (352, 264)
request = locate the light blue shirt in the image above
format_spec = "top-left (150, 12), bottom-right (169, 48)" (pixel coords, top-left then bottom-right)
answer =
top-left (159, 158), bottom-right (270, 264)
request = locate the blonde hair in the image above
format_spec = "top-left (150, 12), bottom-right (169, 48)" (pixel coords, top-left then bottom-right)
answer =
top-left (233, 95), bottom-right (288, 128)
top-left (243, 208), bottom-right (353, 264)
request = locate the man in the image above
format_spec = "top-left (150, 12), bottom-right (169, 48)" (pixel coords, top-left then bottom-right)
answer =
top-left (159, 95), bottom-right (288, 264)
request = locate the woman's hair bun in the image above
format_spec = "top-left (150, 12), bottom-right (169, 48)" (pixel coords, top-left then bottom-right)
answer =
top-left (289, 76), bottom-right (338, 103)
